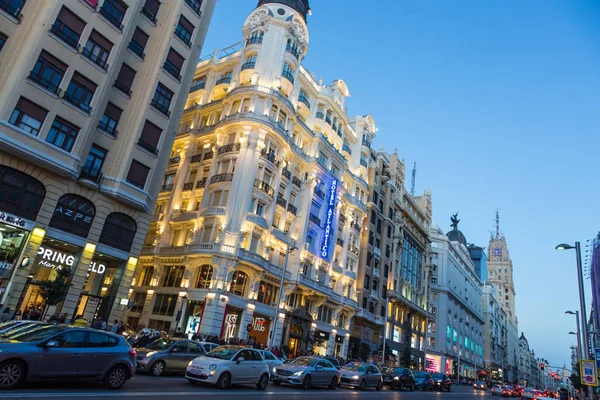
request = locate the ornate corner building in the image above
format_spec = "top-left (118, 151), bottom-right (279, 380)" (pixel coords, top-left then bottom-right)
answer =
top-left (0, 0), bottom-right (215, 321)
top-left (128, 0), bottom-right (376, 357)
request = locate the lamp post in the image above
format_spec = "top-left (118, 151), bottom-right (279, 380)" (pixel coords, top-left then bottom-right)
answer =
top-left (566, 311), bottom-right (583, 362)
top-left (269, 244), bottom-right (297, 349)
top-left (556, 242), bottom-right (593, 399)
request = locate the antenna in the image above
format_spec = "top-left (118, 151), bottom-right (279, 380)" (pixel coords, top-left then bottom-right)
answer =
top-left (411, 162), bottom-right (416, 195)
top-left (495, 209), bottom-right (500, 239)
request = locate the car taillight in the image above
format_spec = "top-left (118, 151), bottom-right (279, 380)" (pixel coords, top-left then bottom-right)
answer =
top-left (129, 348), bottom-right (137, 357)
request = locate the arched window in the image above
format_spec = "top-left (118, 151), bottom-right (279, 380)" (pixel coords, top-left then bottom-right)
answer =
top-left (99, 212), bottom-right (137, 252)
top-left (229, 271), bottom-right (248, 296)
top-left (49, 193), bottom-right (95, 237)
top-left (257, 280), bottom-right (278, 305)
top-left (0, 165), bottom-right (45, 220)
top-left (195, 265), bottom-right (213, 289)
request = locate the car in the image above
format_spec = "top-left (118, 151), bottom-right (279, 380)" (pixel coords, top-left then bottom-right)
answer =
top-left (186, 345), bottom-right (270, 390)
top-left (413, 371), bottom-right (434, 391)
top-left (474, 380), bottom-right (487, 390)
top-left (0, 322), bottom-right (49, 342)
top-left (492, 383), bottom-right (504, 395)
top-left (136, 339), bottom-right (205, 376)
top-left (338, 362), bottom-right (383, 390)
top-left (382, 367), bottom-right (415, 391)
top-left (273, 356), bottom-right (340, 390)
top-left (257, 350), bottom-right (283, 378)
top-left (0, 325), bottom-right (136, 390)
top-left (320, 356), bottom-right (341, 370)
top-left (199, 342), bottom-right (219, 353)
top-left (503, 385), bottom-right (517, 397)
top-left (432, 373), bottom-right (452, 391)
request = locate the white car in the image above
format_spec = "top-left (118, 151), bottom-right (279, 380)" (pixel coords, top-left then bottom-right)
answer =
top-left (257, 350), bottom-right (283, 378)
top-left (186, 345), bottom-right (270, 390)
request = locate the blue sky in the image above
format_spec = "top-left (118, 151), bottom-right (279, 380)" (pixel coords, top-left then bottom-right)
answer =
top-left (202, 0), bottom-right (600, 368)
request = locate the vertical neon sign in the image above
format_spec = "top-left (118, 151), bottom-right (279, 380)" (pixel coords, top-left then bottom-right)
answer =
top-left (320, 179), bottom-right (338, 260)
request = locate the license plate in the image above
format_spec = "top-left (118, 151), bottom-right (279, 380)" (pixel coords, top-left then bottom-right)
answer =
top-left (384, 377), bottom-right (391, 381)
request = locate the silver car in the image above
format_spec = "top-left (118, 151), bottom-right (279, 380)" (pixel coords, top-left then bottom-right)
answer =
top-left (257, 350), bottom-right (283, 378)
top-left (273, 356), bottom-right (340, 390)
top-left (339, 362), bottom-right (383, 390)
top-left (136, 339), bottom-right (205, 376)
top-left (0, 325), bottom-right (136, 390)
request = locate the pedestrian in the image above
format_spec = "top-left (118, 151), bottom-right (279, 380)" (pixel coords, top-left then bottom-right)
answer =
top-left (91, 316), bottom-right (106, 330)
top-left (58, 313), bottom-right (67, 324)
top-left (110, 319), bottom-right (120, 333)
top-left (47, 313), bottom-right (59, 323)
top-left (0, 307), bottom-right (11, 322)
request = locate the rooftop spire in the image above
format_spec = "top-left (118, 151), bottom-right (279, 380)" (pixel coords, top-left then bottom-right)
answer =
top-left (495, 209), bottom-right (500, 239)
top-left (256, 0), bottom-right (311, 21)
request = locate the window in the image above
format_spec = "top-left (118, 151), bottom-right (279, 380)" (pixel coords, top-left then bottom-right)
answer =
top-left (1, 0), bottom-right (26, 20)
top-left (52, 331), bottom-right (86, 348)
top-left (29, 51), bottom-right (67, 94)
top-left (247, 30), bottom-right (263, 45)
top-left (162, 265), bottom-right (185, 287)
top-left (130, 292), bottom-right (147, 312)
top-left (64, 72), bottom-right (96, 113)
top-left (152, 294), bottom-right (177, 316)
top-left (99, 212), bottom-right (137, 252)
top-left (257, 281), bottom-right (277, 305)
top-left (195, 265), bottom-right (213, 289)
top-left (164, 48), bottom-right (184, 81)
top-left (82, 30), bottom-right (112, 69)
top-left (137, 120), bottom-right (162, 154)
top-left (175, 15), bottom-right (194, 46)
top-left (51, 6), bottom-right (86, 50)
top-left (9, 97), bottom-right (48, 136)
top-left (45, 117), bottom-right (79, 152)
top-left (98, 102), bottom-right (122, 135)
top-left (141, 0), bottom-right (160, 23)
top-left (185, 0), bottom-right (202, 15)
top-left (286, 38), bottom-right (299, 59)
top-left (282, 62), bottom-right (294, 83)
top-left (126, 159), bottom-right (150, 189)
top-left (189, 342), bottom-right (203, 354)
top-left (128, 27), bottom-right (148, 59)
top-left (229, 271), bottom-right (247, 296)
top-left (88, 332), bottom-right (118, 347)
top-left (113, 63), bottom-right (136, 96)
top-left (317, 305), bottom-right (333, 324)
top-left (151, 83), bottom-right (173, 117)
top-left (242, 53), bottom-right (257, 70)
top-left (0, 32), bottom-right (6, 52)
top-left (99, 0), bottom-right (127, 30)
top-left (0, 165), bottom-right (45, 220)
top-left (138, 266), bottom-right (154, 286)
top-left (49, 193), bottom-right (95, 237)
top-left (147, 319), bottom-right (171, 332)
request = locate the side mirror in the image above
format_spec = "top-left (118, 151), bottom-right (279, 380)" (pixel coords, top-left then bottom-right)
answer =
top-left (236, 357), bottom-right (245, 364)
top-left (315, 365), bottom-right (322, 371)
top-left (45, 340), bottom-right (59, 348)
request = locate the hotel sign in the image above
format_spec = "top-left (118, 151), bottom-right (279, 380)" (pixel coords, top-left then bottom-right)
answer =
top-left (320, 179), bottom-right (338, 261)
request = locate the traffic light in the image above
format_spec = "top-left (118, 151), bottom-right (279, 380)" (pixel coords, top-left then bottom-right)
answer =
top-left (551, 372), bottom-right (555, 378)
top-left (540, 363), bottom-right (545, 371)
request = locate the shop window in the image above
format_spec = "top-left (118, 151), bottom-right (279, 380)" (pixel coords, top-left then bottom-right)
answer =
top-left (130, 292), bottom-right (147, 312)
top-left (195, 264), bottom-right (212, 289)
top-left (49, 193), bottom-right (95, 238)
top-left (229, 271), bottom-right (247, 296)
top-left (257, 281), bottom-right (277, 305)
top-left (98, 212), bottom-right (136, 252)
top-left (0, 165), bottom-right (45, 220)
top-left (162, 265), bottom-right (184, 288)
top-left (152, 294), bottom-right (177, 316)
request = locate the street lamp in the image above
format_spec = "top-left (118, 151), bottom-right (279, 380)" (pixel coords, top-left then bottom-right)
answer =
top-left (566, 311), bottom-right (583, 362)
top-left (268, 244), bottom-right (297, 349)
top-left (556, 242), bottom-right (593, 400)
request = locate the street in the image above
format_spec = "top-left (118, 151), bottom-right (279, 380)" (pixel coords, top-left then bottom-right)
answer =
top-left (3, 376), bottom-right (494, 399)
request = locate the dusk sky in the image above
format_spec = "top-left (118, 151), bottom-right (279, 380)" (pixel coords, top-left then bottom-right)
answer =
top-left (202, 0), bottom-right (600, 367)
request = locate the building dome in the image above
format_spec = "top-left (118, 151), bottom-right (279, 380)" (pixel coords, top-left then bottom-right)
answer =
top-left (256, 0), bottom-right (311, 21)
top-left (446, 212), bottom-right (467, 246)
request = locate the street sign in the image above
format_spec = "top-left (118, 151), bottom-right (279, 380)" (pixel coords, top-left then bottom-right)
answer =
top-left (580, 360), bottom-right (598, 386)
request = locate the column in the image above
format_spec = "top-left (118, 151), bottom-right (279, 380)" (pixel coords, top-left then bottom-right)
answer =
top-left (271, 311), bottom-right (285, 347)
top-left (109, 256), bottom-right (138, 323)
top-left (61, 242), bottom-right (97, 317)
top-left (240, 304), bottom-right (255, 342)
top-left (328, 329), bottom-right (337, 356)
top-left (198, 293), bottom-right (228, 337)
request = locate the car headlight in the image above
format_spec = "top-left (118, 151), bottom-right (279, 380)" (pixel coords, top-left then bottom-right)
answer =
top-left (209, 364), bottom-right (218, 370)
top-left (146, 352), bottom-right (156, 357)
top-left (293, 370), bottom-right (304, 376)
top-left (273, 367), bottom-right (277, 374)
top-left (188, 361), bottom-right (193, 367)
top-left (352, 375), bottom-right (360, 380)
top-left (393, 376), bottom-right (399, 380)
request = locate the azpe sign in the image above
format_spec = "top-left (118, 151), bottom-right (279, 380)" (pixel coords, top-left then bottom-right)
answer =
top-left (319, 179), bottom-right (337, 261)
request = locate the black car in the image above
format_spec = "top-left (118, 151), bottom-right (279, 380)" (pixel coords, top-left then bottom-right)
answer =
top-left (431, 372), bottom-right (452, 392)
top-left (382, 367), bottom-right (415, 391)
top-left (320, 356), bottom-right (341, 370)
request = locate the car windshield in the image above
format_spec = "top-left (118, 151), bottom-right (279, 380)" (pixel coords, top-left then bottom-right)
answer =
top-left (477, 381), bottom-right (485, 384)
top-left (415, 372), bottom-right (428, 378)
top-left (205, 346), bottom-right (240, 360)
top-left (3, 324), bottom-right (45, 338)
top-left (0, 321), bottom-right (21, 330)
top-left (290, 357), bottom-right (316, 367)
top-left (11, 325), bottom-right (67, 342)
top-left (506, 386), bottom-right (513, 390)
top-left (432, 373), bottom-right (444, 379)
top-left (344, 363), bottom-right (367, 372)
top-left (146, 339), bottom-right (176, 350)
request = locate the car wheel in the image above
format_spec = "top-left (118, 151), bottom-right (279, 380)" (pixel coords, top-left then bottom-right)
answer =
top-left (301, 375), bottom-right (311, 390)
top-left (273, 380), bottom-right (281, 386)
top-left (216, 372), bottom-right (231, 390)
top-left (150, 361), bottom-right (166, 377)
top-left (256, 373), bottom-right (269, 390)
top-left (187, 379), bottom-right (197, 385)
top-left (103, 365), bottom-right (128, 390)
top-left (359, 379), bottom-right (366, 390)
top-left (328, 376), bottom-right (337, 390)
top-left (410, 383), bottom-right (415, 392)
top-left (0, 360), bottom-right (25, 390)
top-left (376, 381), bottom-right (383, 391)
top-left (448, 385), bottom-right (451, 392)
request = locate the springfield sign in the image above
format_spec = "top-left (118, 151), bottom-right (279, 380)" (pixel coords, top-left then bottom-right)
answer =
top-left (320, 179), bottom-right (338, 261)
top-left (36, 246), bottom-right (106, 274)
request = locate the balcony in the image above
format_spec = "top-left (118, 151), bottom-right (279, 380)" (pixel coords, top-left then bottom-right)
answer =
top-left (50, 22), bottom-right (80, 51)
top-left (286, 44), bottom-right (299, 60)
top-left (150, 99), bottom-right (171, 118)
top-left (280, 70), bottom-right (294, 94)
top-left (342, 143), bottom-right (352, 155)
top-left (298, 94), bottom-right (311, 109)
top-left (185, 0), bottom-right (202, 16)
top-left (189, 82), bottom-right (206, 93)
top-left (360, 158), bottom-right (368, 168)
top-left (215, 76), bottom-right (231, 86)
top-left (348, 245), bottom-right (359, 256)
top-left (28, 70), bottom-right (61, 95)
top-left (196, 177), bottom-right (207, 189)
top-left (370, 289), bottom-right (379, 299)
top-left (314, 188), bottom-right (325, 200)
top-left (63, 92), bottom-right (91, 114)
top-left (336, 237), bottom-right (344, 247)
top-left (276, 193), bottom-right (287, 208)
top-left (373, 268), bottom-right (380, 278)
top-left (362, 136), bottom-right (372, 148)
top-left (339, 214), bottom-right (347, 225)
top-left (309, 214), bottom-right (321, 226)
top-left (163, 60), bottom-right (182, 82)
top-left (113, 79), bottom-right (132, 97)
top-left (82, 47), bottom-right (109, 70)
top-left (260, 149), bottom-right (280, 168)
top-left (182, 182), bottom-right (193, 191)
top-left (239, 61), bottom-right (255, 82)
top-left (254, 179), bottom-right (274, 197)
top-left (190, 154), bottom-right (202, 163)
top-left (246, 36), bottom-right (263, 46)
top-left (137, 138), bottom-right (158, 155)
top-left (0, 0), bottom-right (24, 20)
top-left (374, 246), bottom-right (382, 258)
top-left (351, 223), bottom-right (361, 233)
top-left (99, 4), bottom-right (124, 31)
top-left (287, 203), bottom-right (297, 215)
top-left (316, 111), bottom-right (324, 120)
top-left (203, 151), bottom-right (214, 161)
top-left (168, 156), bottom-right (181, 165)
top-left (79, 169), bottom-right (102, 184)
top-left (241, 61), bottom-right (255, 71)
top-left (160, 183), bottom-right (173, 193)
top-left (210, 173), bottom-right (234, 185)
top-left (217, 143), bottom-right (240, 156)
top-left (292, 176), bottom-right (302, 188)
top-left (128, 41), bottom-right (145, 59)
top-left (282, 168), bottom-right (291, 180)
top-left (141, 6), bottom-right (157, 23)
